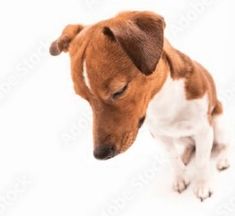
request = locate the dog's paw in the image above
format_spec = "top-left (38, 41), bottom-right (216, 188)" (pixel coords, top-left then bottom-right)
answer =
top-left (173, 175), bottom-right (190, 193)
top-left (193, 181), bottom-right (213, 202)
top-left (217, 158), bottom-right (230, 171)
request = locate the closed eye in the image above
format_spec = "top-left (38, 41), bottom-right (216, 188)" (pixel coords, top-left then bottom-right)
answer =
top-left (112, 84), bottom-right (128, 100)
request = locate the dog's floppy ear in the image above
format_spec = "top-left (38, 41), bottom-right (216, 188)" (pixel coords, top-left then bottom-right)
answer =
top-left (103, 12), bottom-right (165, 75)
top-left (49, 24), bottom-right (84, 56)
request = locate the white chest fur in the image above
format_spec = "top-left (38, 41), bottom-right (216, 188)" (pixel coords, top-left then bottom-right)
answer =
top-left (146, 75), bottom-right (209, 138)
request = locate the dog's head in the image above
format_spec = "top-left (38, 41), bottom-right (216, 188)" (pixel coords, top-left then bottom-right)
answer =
top-left (50, 11), bottom-right (166, 160)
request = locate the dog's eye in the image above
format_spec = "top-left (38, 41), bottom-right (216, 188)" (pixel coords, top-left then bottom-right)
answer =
top-left (112, 84), bottom-right (128, 100)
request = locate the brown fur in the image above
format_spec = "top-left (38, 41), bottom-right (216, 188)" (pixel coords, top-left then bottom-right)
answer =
top-left (163, 39), bottom-right (223, 123)
top-left (49, 11), bottom-right (222, 157)
top-left (50, 24), bottom-right (84, 56)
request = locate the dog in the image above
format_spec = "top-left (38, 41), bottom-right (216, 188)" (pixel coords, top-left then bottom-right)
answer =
top-left (49, 11), bottom-right (230, 201)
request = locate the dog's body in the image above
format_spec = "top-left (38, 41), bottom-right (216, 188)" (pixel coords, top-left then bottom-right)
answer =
top-left (50, 11), bottom-right (230, 201)
top-left (146, 52), bottom-right (228, 199)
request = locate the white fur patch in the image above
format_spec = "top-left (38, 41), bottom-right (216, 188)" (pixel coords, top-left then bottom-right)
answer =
top-left (146, 74), bottom-right (209, 138)
top-left (83, 60), bottom-right (91, 91)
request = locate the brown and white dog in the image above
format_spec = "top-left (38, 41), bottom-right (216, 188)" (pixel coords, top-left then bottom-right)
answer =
top-left (49, 11), bottom-right (230, 201)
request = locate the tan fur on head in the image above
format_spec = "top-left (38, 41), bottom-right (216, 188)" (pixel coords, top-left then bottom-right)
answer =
top-left (49, 11), bottom-right (167, 157)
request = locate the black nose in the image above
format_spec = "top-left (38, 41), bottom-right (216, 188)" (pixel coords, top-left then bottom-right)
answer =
top-left (94, 145), bottom-right (116, 160)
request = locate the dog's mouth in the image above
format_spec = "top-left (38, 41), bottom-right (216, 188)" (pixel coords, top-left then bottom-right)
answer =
top-left (93, 115), bottom-right (146, 160)
top-left (119, 125), bottom-right (142, 155)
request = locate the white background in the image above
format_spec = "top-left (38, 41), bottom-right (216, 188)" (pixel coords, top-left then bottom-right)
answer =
top-left (0, 0), bottom-right (235, 216)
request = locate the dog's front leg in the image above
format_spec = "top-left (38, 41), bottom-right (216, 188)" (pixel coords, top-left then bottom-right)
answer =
top-left (159, 136), bottom-right (190, 193)
top-left (193, 125), bottom-right (214, 201)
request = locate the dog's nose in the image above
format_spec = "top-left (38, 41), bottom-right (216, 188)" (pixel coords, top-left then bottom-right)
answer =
top-left (94, 145), bottom-right (116, 160)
